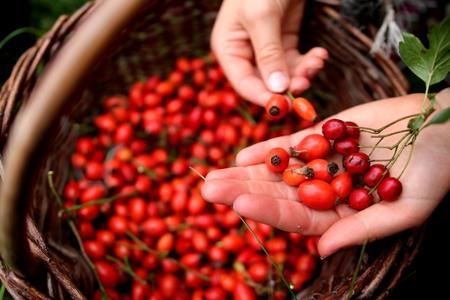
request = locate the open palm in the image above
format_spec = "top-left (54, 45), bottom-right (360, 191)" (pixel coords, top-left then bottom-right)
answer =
top-left (201, 92), bottom-right (450, 257)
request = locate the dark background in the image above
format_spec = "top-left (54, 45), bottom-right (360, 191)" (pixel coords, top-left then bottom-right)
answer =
top-left (0, 0), bottom-right (449, 299)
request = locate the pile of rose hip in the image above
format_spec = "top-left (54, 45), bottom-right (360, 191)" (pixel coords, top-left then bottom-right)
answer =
top-left (63, 56), bottom-right (319, 300)
top-left (265, 118), bottom-right (403, 211)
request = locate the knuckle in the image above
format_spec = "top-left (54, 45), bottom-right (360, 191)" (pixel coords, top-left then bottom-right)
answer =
top-left (256, 43), bottom-right (284, 65)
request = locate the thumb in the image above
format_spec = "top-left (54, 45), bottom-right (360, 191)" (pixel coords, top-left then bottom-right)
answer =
top-left (247, 15), bottom-right (289, 93)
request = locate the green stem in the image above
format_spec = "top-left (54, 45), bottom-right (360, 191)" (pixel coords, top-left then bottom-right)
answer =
top-left (374, 114), bottom-right (421, 133)
top-left (397, 140), bottom-right (416, 179)
top-left (47, 171), bottom-right (108, 298)
top-left (286, 91), bottom-right (295, 100)
top-left (346, 241), bottom-right (367, 300)
top-left (371, 129), bottom-right (410, 138)
top-left (236, 105), bottom-right (256, 125)
top-left (107, 256), bottom-right (146, 285)
top-left (0, 284), bottom-right (5, 300)
top-left (62, 192), bottom-right (135, 213)
top-left (126, 231), bottom-right (210, 282)
top-left (421, 74), bottom-right (432, 113)
top-left (239, 216), bottom-right (297, 299)
top-left (0, 27), bottom-right (42, 51)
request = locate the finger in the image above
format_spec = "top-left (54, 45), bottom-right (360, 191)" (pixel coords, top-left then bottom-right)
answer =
top-left (235, 126), bottom-right (318, 166)
top-left (317, 201), bottom-right (420, 258)
top-left (206, 164), bottom-right (282, 181)
top-left (289, 77), bottom-right (310, 94)
top-left (246, 13), bottom-right (289, 93)
top-left (201, 179), bottom-right (297, 205)
top-left (293, 47), bottom-right (328, 79)
top-left (233, 194), bottom-right (341, 234)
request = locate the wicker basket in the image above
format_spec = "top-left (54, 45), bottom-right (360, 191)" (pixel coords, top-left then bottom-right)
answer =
top-left (0, 0), bottom-right (423, 299)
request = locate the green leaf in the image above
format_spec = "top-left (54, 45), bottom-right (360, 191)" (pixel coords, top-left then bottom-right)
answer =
top-left (399, 18), bottom-right (450, 86)
top-left (425, 107), bottom-right (450, 127)
top-left (408, 116), bottom-right (425, 130)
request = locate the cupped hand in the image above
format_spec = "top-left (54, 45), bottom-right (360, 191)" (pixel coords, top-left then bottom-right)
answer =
top-left (211, 0), bottom-right (328, 106)
top-left (201, 91), bottom-right (450, 258)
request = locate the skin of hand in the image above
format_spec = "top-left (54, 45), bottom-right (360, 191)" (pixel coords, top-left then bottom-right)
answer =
top-left (211, 0), bottom-right (328, 106)
top-left (201, 89), bottom-right (450, 258)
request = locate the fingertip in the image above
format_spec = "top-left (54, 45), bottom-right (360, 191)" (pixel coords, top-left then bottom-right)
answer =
top-left (232, 194), bottom-right (253, 214)
top-left (235, 148), bottom-right (253, 166)
top-left (310, 47), bottom-right (329, 59)
top-left (289, 77), bottom-right (311, 94)
top-left (200, 181), bottom-right (216, 203)
top-left (267, 71), bottom-right (290, 93)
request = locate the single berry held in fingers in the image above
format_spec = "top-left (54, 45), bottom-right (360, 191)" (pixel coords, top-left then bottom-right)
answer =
top-left (331, 172), bottom-right (353, 199)
top-left (348, 188), bottom-right (373, 210)
top-left (265, 94), bottom-right (289, 121)
top-left (292, 134), bottom-right (331, 162)
top-left (377, 177), bottom-right (402, 201)
top-left (363, 164), bottom-right (389, 187)
top-left (343, 152), bottom-right (370, 175)
top-left (345, 121), bottom-right (360, 139)
top-left (306, 159), bottom-right (338, 182)
top-left (282, 163), bottom-right (313, 186)
top-left (265, 147), bottom-right (290, 172)
top-left (292, 97), bottom-right (318, 122)
top-left (297, 179), bottom-right (337, 210)
top-left (322, 119), bottom-right (347, 140)
top-left (334, 137), bottom-right (359, 156)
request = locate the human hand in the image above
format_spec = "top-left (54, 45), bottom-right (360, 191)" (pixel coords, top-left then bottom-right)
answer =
top-left (211, 0), bottom-right (328, 106)
top-left (201, 90), bottom-right (450, 258)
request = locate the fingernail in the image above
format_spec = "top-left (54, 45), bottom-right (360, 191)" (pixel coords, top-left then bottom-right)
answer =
top-left (268, 72), bottom-right (288, 93)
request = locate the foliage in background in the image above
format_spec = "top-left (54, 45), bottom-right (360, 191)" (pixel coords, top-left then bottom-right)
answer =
top-left (30, 0), bottom-right (88, 33)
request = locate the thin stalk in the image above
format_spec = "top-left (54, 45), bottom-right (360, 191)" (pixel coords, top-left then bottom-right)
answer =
top-left (126, 231), bottom-right (210, 282)
top-left (189, 166), bottom-right (206, 180)
top-left (397, 142), bottom-right (415, 179)
top-left (0, 27), bottom-right (42, 51)
top-left (368, 137), bottom-right (384, 156)
top-left (346, 241), bottom-right (367, 300)
top-left (236, 105), bottom-right (256, 125)
top-left (106, 256), bottom-right (146, 285)
top-left (371, 129), bottom-right (410, 138)
top-left (421, 74), bottom-right (432, 113)
top-left (62, 192), bottom-right (135, 213)
top-left (374, 114), bottom-right (421, 133)
top-left (239, 216), bottom-right (297, 300)
top-left (286, 92), bottom-right (295, 100)
top-left (0, 284), bottom-right (5, 300)
top-left (47, 171), bottom-right (108, 298)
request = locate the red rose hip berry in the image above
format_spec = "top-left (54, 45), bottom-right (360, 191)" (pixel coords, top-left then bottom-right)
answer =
top-left (292, 134), bottom-right (331, 162)
top-left (297, 180), bottom-right (337, 210)
top-left (331, 172), bottom-right (353, 199)
top-left (265, 95), bottom-right (289, 121)
top-left (345, 121), bottom-right (360, 139)
top-left (322, 119), bottom-right (347, 140)
top-left (334, 137), bottom-right (359, 156)
top-left (377, 177), bottom-right (402, 201)
top-left (363, 164), bottom-right (388, 187)
top-left (265, 147), bottom-right (290, 172)
top-left (348, 188), bottom-right (373, 210)
top-left (344, 152), bottom-right (370, 175)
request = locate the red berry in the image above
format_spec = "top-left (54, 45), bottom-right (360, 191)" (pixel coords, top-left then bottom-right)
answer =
top-left (363, 164), bottom-right (388, 187)
top-left (322, 119), bottom-right (347, 140)
top-left (293, 134), bottom-right (331, 161)
top-left (282, 163), bottom-right (312, 186)
top-left (84, 240), bottom-right (106, 260)
top-left (292, 97), bottom-right (318, 122)
top-left (377, 177), bottom-right (402, 201)
top-left (265, 147), bottom-right (290, 172)
top-left (95, 261), bottom-right (119, 288)
top-left (345, 121), bottom-right (360, 139)
top-left (297, 180), bottom-right (336, 210)
top-left (331, 172), bottom-right (353, 199)
top-left (348, 188), bottom-right (373, 210)
top-left (306, 159), bottom-right (339, 182)
top-left (334, 137), bottom-right (359, 156)
top-left (265, 95), bottom-right (289, 121)
top-left (344, 152), bottom-right (370, 175)
top-left (85, 161), bottom-right (104, 180)
top-left (248, 262), bottom-right (269, 283)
